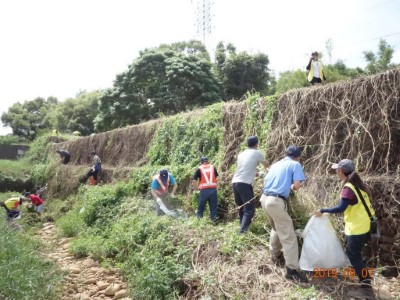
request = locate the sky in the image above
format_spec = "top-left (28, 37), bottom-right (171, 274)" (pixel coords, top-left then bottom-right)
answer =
top-left (1, 0), bottom-right (399, 135)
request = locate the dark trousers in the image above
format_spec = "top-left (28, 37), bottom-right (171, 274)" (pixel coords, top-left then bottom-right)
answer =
top-left (62, 155), bottom-right (70, 164)
top-left (345, 233), bottom-right (371, 283)
top-left (232, 183), bottom-right (255, 233)
top-left (197, 188), bottom-right (218, 220)
top-left (87, 168), bottom-right (100, 180)
top-left (310, 77), bottom-right (322, 85)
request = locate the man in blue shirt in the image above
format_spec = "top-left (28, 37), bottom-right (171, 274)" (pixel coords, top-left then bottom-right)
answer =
top-left (260, 146), bottom-right (308, 283)
top-left (151, 169), bottom-right (178, 216)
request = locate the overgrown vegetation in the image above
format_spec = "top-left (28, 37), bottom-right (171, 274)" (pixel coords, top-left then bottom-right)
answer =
top-left (1, 72), bottom-right (400, 299)
top-left (56, 182), bottom-right (274, 299)
top-left (148, 103), bottom-right (224, 167)
top-left (0, 134), bottom-right (25, 144)
top-left (0, 223), bottom-right (62, 300)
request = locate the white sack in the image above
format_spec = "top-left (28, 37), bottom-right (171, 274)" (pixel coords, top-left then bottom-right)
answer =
top-left (299, 215), bottom-right (350, 271)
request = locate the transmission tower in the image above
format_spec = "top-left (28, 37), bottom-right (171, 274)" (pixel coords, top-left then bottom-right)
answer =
top-left (194, 0), bottom-right (212, 48)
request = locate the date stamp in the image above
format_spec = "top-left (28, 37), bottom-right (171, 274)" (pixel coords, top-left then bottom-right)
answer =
top-left (312, 268), bottom-right (375, 279)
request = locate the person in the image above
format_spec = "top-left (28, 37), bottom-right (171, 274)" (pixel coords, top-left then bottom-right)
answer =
top-left (151, 169), bottom-right (178, 216)
top-left (56, 149), bottom-right (71, 164)
top-left (192, 157), bottom-right (218, 221)
top-left (0, 196), bottom-right (24, 230)
top-left (35, 184), bottom-right (48, 199)
top-left (24, 192), bottom-right (45, 213)
top-left (260, 145), bottom-right (308, 283)
top-left (315, 159), bottom-right (375, 291)
top-left (306, 51), bottom-right (325, 85)
top-left (232, 136), bottom-right (268, 233)
top-left (87, 151), bottom-right (102, 185)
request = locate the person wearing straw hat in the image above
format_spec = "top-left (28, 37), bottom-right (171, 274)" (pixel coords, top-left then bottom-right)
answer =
top-left (232, 136), bottom-right (268, 233)
top-left (260, 145), bottom-right (308, 283)
top-left (315, 159), bottom-right (375, 292)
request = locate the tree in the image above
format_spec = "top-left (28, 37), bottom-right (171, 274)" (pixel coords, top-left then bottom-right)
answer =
top-left (214, 42), bottom-right (271, 99)
top-left (95, 41), bottom-right (221, 131)
top-left (1, 97), bottom-right (55, 139)
top-left (331, 60), bottom-right (364, 79)
top-left (275, 70), bottom-right (308, 94)
top-left (48, 91), bottom-right (101, 135)
top-left (364, 39), bottom-right (395, 74)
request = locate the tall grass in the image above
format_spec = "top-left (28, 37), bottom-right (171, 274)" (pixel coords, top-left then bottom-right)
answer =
top-left (0, 223), bottom-right (63, 300)
top-left (0, 159), bottom-right (28, 178)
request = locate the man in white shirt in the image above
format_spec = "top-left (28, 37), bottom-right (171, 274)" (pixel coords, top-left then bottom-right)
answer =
top-left (232, 136), bottom-right (268, 233)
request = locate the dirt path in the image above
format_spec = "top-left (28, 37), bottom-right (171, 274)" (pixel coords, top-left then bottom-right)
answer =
top-left (38, 222), bottom-right (132, 300)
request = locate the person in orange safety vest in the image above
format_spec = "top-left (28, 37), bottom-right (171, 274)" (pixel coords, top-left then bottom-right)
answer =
top-left (151, 169), bottom-right (178, 216)
top-left (192, 157), bottom-right (218, 221)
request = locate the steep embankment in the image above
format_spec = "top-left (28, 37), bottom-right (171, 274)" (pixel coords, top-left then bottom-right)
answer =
top-left (54, 70), bottom-right (400, 276)
top-left (39, 69), bottom-right (400, 299)
top-left (267, 69), bottom-right (400, 276)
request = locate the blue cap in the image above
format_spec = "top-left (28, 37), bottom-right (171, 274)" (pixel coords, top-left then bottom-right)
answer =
top-left (159, 169), bottom-right (168, 178)
top-left (247, 136), bottom-right (259, 147)
top-left (285, 146), bottom-right (302, 157)
top-left (200, 157), bottom-right (208, 164)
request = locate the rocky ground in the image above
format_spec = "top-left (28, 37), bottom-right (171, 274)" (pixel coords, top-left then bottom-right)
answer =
top-left (36, 222), bottom-right (400, 300)
top-left (38, 223), bottom-right (132, 300)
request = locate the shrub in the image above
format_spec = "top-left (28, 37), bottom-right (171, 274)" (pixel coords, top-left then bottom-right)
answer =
top-left (56, 212), bottom-right (85, 237)
top-left (69, 235), bottom-right (105, 259)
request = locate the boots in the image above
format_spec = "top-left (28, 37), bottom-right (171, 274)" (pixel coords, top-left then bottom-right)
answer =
top-left (89, 176), bottom-right (97, 185)
top-left (285, 267), bottom-right (309, 283)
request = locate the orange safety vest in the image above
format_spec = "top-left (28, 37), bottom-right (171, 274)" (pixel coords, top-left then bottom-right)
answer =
top-left (153, 175), bottom-right (170, 196)
top-left (198, 164), bottom-right (217, 190)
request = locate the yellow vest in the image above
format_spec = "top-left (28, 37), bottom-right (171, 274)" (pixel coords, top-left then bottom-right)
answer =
top-left (343, 183), bottom-right (375, 235)
top-left (5, 197), bottom-right (21, 210)
top-left (307, 60), bottom-right (324, 82)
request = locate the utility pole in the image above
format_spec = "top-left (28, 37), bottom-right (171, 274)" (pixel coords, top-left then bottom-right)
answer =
top-left (194, 0), bottom-right (213, 50)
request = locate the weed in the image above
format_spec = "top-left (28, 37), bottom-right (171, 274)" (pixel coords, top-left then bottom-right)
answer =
top-left (56, 212), bottom-right (85, 237)
top-left (289, 286), bottom-right (318, 300)
top-left (0, 222), bottom-right (62, 300)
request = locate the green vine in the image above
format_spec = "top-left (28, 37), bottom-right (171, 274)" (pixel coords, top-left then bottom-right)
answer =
top-left (242, 92), bottom-right (278, 156)
top-left (147, 103), bottom-right (224, 168)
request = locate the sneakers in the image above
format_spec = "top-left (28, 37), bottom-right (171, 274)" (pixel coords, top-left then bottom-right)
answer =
top-left (285, 268), bottom-right (309, 283)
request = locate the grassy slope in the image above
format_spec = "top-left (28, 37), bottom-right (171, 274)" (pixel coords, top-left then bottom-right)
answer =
top-left (0, 223), bottom-right (63, 300)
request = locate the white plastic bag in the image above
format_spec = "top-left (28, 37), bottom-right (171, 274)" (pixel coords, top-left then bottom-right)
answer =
top-left (299, 215), bottom-right (350, 271)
